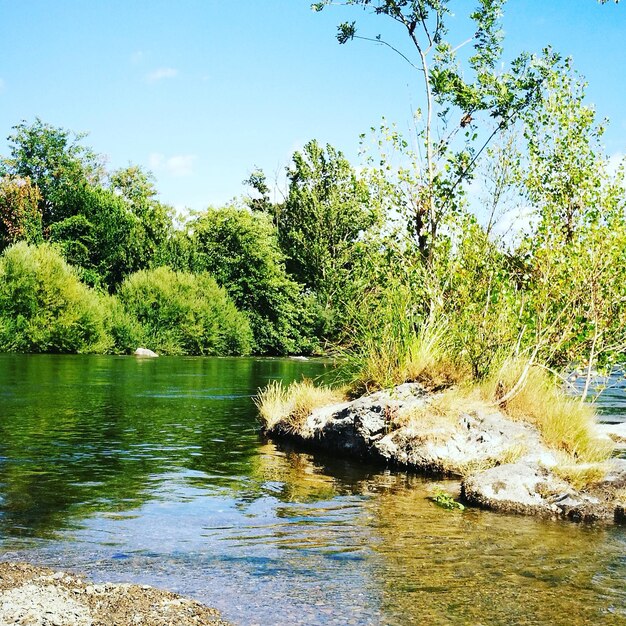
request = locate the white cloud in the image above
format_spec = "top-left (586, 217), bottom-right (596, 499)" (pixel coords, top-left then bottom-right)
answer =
top-left (146, 67), bottom-right (178, 83)
top-left (149, 153), bottom-right (196, 177)
top-left (0, 78), bottom-right (5, 93)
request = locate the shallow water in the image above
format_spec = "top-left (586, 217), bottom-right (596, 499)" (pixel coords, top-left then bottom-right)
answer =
top-left (0, 354), bottom-right (624, 625)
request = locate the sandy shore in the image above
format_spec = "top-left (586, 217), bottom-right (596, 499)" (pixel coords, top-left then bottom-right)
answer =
top-left (0, 562), bottom-right (231, 626)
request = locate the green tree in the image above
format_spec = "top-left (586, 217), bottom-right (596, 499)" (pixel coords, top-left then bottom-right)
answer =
top-left (109, 165), bottom-right (174, 272)
top-left (280, 140), bottom-right (377, 302)
top-left (0, 118), bottom-right (104, 227)
top-left (188, 206), bottom-right (317, 355)
top-left (314, 0), bottom-right (557, 262)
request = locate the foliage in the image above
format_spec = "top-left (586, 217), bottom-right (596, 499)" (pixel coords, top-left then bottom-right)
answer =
top-left (430, 488), bottom-right (465, 510)
top-left (0, 176), bottom-right (43, 250)
top-left (0, 118), bottom-right (104, 227)
top-left (281, 140), bottom-right (378, 299)
top-left (0, 242), bottom-right (109, 353)
top-left (313, 0), bottom-right (558, 261)
top-left (118, 266), bottom-right (253, 356)
top-left (188, 206), bottom-right (319, 355)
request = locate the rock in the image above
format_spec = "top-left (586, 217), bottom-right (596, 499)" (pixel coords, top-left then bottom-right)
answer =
top-left (133, 348), bottom-right (158, 358)
top-left (265, 382), bottom-right (625, 523)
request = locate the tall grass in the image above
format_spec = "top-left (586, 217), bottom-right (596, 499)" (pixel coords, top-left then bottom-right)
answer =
top-left (255, 379), bottom-right (346, 433)
top-left (339, 278), bottom-right (464, 394)
top-left (482, 359), bottom-right (613, 464)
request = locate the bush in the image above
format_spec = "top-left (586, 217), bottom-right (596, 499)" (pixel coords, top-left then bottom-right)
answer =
top-left (118, 266), bottom-right (252, 356)
top-left (188, 206), bottom-right (318, 355)
top-left (0, 242), bottom-right (109, 353)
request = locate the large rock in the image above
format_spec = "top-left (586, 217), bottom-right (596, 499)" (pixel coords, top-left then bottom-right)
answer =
top-left (596, 421), bottom-right (626, 443)
top-left (461, 462), bottom-right (624, 522)
top-left (265, 382), bottom-right (626, 523)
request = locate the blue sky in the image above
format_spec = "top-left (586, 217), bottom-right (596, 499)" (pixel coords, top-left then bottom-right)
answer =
top-left (0, 1), bottom-right (624, 214)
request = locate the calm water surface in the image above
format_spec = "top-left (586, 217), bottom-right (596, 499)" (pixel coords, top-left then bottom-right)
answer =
top-left (0, 354), bottom-right (624, 625)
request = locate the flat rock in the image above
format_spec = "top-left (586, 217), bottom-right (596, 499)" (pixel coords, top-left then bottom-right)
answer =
top-left (596, 421), bottom-right (626, 443)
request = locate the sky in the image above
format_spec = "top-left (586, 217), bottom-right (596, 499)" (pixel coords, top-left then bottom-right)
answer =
top-left (0, 0), bottom-right (624, 214)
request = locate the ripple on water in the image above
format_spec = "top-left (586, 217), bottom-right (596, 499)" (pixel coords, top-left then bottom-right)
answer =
top-left (0, 355), bottom-right (625, 625)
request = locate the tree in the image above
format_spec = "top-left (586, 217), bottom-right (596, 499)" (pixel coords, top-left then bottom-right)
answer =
top-left (109, 165), bottom-right (174, 270)
top-left (0, 118), bottom-right (104, 227)
top-left (188, 206), bottom-right (317, 355)
top-left (0, 176), bottom-right (43, 251)
top-left (280, 140), bottom-right (377, 302)
top-left (313, 0), bottom-right (557, 262)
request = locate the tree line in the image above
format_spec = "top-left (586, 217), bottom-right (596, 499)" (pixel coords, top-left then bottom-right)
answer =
top-left (0, 0), bottom-right (624, 400)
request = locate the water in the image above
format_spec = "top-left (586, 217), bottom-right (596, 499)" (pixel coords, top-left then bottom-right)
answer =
top-left (0, 354), bottom-right (624, 625)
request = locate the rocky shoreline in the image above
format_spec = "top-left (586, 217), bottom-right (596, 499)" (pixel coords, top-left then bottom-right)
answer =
top-left (0, 562), bottom-right (230, 626)
top-left (264, 383), bottom-right (626, 523)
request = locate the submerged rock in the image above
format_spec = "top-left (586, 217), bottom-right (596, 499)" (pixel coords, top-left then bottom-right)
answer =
top-left (133, 347), bottom-right (159, 358)
top-left (264, 383), bottom-right (626, 523)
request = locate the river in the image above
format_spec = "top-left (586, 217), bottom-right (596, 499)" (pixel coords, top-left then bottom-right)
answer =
top-left (0, 354), bottom-right (624, 625)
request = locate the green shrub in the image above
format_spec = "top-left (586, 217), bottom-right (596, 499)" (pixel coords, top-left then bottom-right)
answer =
top-left (188, 206), bottom-right (318, 355)
top-left (0, 242), bottom-right (109, 353)
top-left (118, 266), bottom-right (252, 355)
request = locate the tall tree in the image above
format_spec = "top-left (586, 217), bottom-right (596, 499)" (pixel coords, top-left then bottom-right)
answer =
top-left (0, 118), bottom-right (104, 227)
top-left (280, 140), bottom-right (377, 303)
top-left (313, 0), bottom-right (557, 261)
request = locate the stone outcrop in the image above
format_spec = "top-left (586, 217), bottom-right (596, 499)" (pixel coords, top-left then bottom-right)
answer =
top-left (265, 383), bottom-right (626, 523)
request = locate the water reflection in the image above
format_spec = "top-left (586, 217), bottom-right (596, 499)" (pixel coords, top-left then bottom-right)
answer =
top-left (0, 355), bottom-right (625, 625)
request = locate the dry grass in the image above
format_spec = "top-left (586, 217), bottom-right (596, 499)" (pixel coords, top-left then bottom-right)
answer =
top-left (482, 360), bottom-right (614, 464)
top-left (255, 379), bottom-right (346, 434)
top-left (552, 461), bottom-right (608, 491)
top-left (393, 386), bottom-right (478, 434)
top-left (347, 318), bottom-right (467, 395)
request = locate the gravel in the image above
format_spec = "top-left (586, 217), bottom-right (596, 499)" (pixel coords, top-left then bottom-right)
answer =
top-left (0, 562), bottom-right (231, 626)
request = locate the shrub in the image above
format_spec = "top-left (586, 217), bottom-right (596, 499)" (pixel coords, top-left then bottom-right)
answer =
top-left (118, 266), bottom-right (252, 356)
top-left (0, 242), bottom-right (109, 353)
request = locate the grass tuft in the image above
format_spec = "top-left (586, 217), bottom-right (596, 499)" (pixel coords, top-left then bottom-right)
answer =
top-left (345, 316), bottom-right (466, 395)
top-left (255, 379), bottom-right (346, 434)
top-left (482, 360), bottom-right (614, 464)
top-left (552, 461), bottom-right (608, 492)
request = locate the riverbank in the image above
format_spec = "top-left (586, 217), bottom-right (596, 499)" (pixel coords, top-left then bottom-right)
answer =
top-left (260, 382), bottom-right (626, 523)
top-left (0, 562), bottom-right (230, 626)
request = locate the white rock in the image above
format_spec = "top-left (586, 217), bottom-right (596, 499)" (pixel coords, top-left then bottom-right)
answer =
top-left (133, 348), bottom-right (159, 358)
